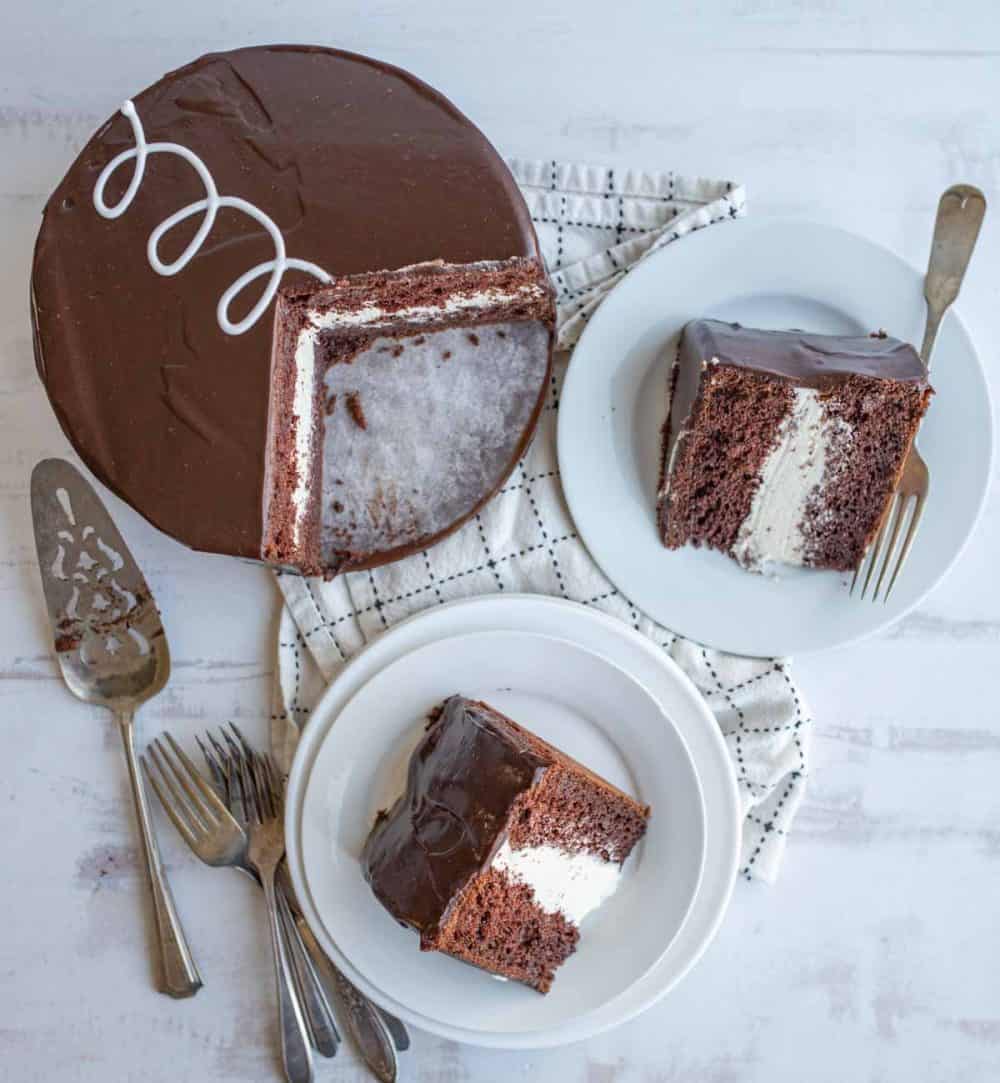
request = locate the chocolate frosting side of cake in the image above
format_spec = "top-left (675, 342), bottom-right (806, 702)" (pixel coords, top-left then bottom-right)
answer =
top-left (686, 319), bottom-right (929, 387)
top-left (362, 696), bottom-right (549, 939)
top-left (31, 45), bottom-right (539, 560)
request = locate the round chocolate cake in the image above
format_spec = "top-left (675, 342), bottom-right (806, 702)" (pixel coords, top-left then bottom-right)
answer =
top-left (32, 45), bottom-right (552, 572)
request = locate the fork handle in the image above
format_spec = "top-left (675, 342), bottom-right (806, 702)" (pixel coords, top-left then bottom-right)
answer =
top-left (117, 713), bottom-right (202, 998)
top-left (277, 887), bottom-right (339, 1057)
top-left (289, 904), bottom-right (401, 1078)
top-left (921, 184), bottom-right (987, 366)
top-left (262, 870), bottom-right (315, 1083)
top-left (330, 961), bottom-right (399, 1083)
top-left (277, 864), bottom-right (408, 1061)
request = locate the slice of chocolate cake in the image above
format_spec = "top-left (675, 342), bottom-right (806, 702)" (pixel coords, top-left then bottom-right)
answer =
top-left (362, 695), bottom-right (650, 994)
top-left (264, 260), bottom-right (555, 575)
top-left (657, 319), bottom-right (933, 572)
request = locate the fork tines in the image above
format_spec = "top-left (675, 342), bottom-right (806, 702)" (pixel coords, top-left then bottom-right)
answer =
top-left (196, 724), bottom-right (282, 825)
top-left (850, 489), bottom-right (925, 604)
top-left (195, 733), bottom-right (225, 785)
top-left (141, 732), bottom-right (233, 848)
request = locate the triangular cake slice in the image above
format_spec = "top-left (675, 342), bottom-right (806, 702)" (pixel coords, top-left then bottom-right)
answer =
top-left (657, 319), bottom-right (933, 572)
top-left (362, 695), bottom-right (650, 993)
top-left (264, 259), bottom-right (554, 575)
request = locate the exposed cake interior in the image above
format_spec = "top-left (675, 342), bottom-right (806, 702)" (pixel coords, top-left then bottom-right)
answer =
top-left (362, 695), bottom-right (650, 993)
top-left (657, 319), bottom-right (933, 572)
top-left (264, 259), bottom-right (554, 575)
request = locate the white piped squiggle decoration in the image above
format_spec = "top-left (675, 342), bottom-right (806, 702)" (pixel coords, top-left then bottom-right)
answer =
top-left (93, 100), bottom-right (331, 335)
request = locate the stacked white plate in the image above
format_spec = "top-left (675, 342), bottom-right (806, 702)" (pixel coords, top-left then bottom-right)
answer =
top-left (285, 594), bottom-right (741, 1048)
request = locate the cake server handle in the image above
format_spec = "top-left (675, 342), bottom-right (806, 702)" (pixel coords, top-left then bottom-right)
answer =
top-left (920, 184), bottom-right (986, 367)
top-left (117, 710), bottom-right (203, 999)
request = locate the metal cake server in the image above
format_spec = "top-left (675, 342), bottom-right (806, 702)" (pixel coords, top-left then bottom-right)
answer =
top-left (30, 458), bottom-right (202, 998)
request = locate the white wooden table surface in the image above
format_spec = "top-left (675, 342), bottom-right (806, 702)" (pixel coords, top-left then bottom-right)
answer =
top-left (2, 3), bottom-right (998, 1080)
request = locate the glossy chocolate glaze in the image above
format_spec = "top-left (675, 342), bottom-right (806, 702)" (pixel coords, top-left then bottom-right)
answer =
top-left (664, 318), bottom-right (930, 484)
top-left (685, 319), bottom-right (928, 386)
top-left (32, 45), bottom-right (539, 560)
top-left (362, 696), bottom-right (547, 939)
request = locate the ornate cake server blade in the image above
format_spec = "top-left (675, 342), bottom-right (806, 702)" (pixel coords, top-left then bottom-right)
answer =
top-left (30, 458), bottom-right (202, 998)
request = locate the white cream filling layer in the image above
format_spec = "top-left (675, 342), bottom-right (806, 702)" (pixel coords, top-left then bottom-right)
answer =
top-left (303, 282), bottom-right (547, 332)
top-left (289, 334), bottom-right (317, 546)
top-left (491, 840), bottom-right (622, 926)
top-left (732, 386), bottom-right (849, 570)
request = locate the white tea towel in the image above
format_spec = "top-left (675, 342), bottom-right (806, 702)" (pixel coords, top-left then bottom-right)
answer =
top-left (273, 159), bottom-right (811, 884)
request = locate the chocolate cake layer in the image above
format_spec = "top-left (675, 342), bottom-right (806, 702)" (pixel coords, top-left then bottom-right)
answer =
top-left (31, 45), bottom-right (540, 564)
top-left (434, 868), bottom-right (579, 994)
top-left (658, 320), bottom-right (932, 572)
top-left (266, 259), bottom-right (555, 573)
top-left (362, 696), bottom-right (649, 993)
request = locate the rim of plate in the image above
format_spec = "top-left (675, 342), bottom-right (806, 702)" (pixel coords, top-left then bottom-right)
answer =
top-left (284, 594), bottom-right (742, 1048)
top-left (558, 217), bottom-right (994, 656)
top-left (298, 629), bottom-right (707, 1036)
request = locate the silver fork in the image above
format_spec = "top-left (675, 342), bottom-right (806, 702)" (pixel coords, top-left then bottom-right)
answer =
top-left (205, 730), bottom-right (401, 1083)
top-left (238, 750), bottom-right (316, 1083)
top-left (140, 735), bottom-right (317, 1083)
top-left (142, 732), bottom-right (247, 869)
top-left (852, 184), bottom-right (986, 602)
top-left (196, 731), bottom-right (341, 1061)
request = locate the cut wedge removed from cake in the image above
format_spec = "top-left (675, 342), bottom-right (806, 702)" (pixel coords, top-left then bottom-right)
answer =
top-left (362, 695), bottom-right (650, 993)
top-left (657, 319), bottom-right (933, 573)
top-left (264, 259), bottom-right (555, 576)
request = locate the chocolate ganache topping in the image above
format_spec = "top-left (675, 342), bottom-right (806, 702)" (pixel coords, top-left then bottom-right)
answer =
top-left (685, 319), bottom-right (928, 387)
top-left (31, 45), bottom-right (540, 561)
top-left (362, 696), bottom-right (547, 938)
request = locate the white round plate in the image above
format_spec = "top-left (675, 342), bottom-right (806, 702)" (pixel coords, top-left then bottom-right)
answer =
top-left (299, 631), bottom-right (705, 1037)
top-left (558, 218), bottom-right (994, 656)
top-left (285, 594), bottom-right (741, 1049)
